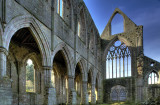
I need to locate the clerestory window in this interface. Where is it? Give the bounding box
[57,0,63,17]
[106,40,131,79]
[77,22,80,37]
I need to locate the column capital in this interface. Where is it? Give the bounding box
[42,66,52,70]
[0,46,8,55]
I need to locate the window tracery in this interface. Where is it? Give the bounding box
[110,85,127,101]
[106,40,131,79]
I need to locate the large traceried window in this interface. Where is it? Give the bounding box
[57,0,63,17]
[26,59,35,92]
[148,72,158,84]
[106,40,131,79]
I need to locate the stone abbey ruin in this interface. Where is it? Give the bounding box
[0,0,160,105]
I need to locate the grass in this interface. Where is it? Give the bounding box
[99,101,136,105]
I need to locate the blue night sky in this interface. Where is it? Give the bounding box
[83,0,160,62]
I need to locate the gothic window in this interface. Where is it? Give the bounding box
[111,13,124,35]
[110,85,127,101]
[78,9,86,44]
[106,40,131,79]
[148,72,158,84]
[26,59,35,92]
[77,22,80,37]
[57,0,63,17]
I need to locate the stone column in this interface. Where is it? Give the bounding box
[0,47,8,79]
[81,81,88,105]
[0,47,12,105]
[97,88,102,104]
[67,75,77,105]
[43,66,56,105]
[91,83,96,104]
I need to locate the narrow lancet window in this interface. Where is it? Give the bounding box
[106,40,131,79]
[26,59,35,92]
[57,0,63,17]
[78,22,80,37]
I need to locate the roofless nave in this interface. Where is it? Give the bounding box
[0,0,160,105]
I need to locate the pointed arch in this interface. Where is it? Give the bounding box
[52,42,73,76]
[145,70,159,80]
[111,13,124,35]
[3,15,51,67]
[101,8,137,38]
[76,57,87,81]
[78,6,87,44]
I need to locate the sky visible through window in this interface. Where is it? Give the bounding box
[83,0,160,62]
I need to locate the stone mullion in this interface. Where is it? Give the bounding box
[115,55,117,78]
[108,58,110,78]
[119,56,121,77]
[112,57,113,78]
[123,55,125,77]
[127,55,128,77]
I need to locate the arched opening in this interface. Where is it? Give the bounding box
[78,9,86,44]
[7,28,42,104]
[53,50,68,104]
[148,71,159,85]
[74,63,83,104]
[88,70,92,103]
[111,13,124,35]
[106,40,131,79]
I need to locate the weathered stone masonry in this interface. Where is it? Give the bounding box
[0,0,160,105]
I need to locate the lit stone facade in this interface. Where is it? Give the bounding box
[0,0,159,105]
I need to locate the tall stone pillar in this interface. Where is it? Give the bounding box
[0,47,7,79]
[67,75,77,105]
[0,47,12,105]
[97,88,102,104]
[81,81,89,105]
[91,84,96,104]
[136,54,144,103]
[43,66,56,105]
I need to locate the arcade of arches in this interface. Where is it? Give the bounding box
[0,0,160,105]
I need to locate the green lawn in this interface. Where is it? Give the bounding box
[99,102,136,105]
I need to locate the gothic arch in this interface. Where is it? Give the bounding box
[101,8,137,38]
[3,15,51,67]
[78,6,87,44]
[52,42,73,76]
[76,57,87,81]
[22,52,41,70]
[145,70,159,81]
